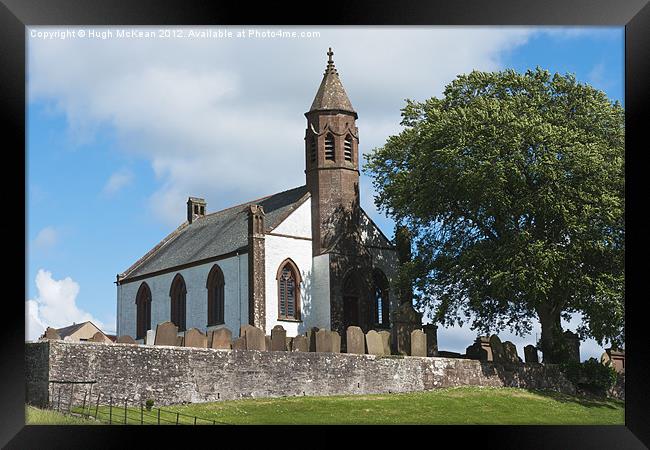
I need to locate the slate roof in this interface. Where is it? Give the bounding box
[309,48,356,117]
[55,322,87,338]
[120,185,310,281]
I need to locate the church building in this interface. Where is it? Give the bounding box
[116,49,399,343]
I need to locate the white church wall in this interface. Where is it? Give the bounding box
[310,253,331,330]
[264,198,326,336]
[117,253,248,339]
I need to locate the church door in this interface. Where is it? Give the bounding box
[342,273,360,330]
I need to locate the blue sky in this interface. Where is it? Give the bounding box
[26,26,623,360]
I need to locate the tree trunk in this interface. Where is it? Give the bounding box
[536,304,567,364]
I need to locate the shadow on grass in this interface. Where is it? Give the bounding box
[525,389,624,409]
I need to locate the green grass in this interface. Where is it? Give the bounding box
[26,405,99,425]
[26,387,624,425]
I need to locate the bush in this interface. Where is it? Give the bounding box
[145,399,155,411]
[560,358,617,396]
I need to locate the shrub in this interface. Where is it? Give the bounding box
[145,399,155,411]
[560,358,617,396]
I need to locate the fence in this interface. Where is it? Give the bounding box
[47,380,227,425]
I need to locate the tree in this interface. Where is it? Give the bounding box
[364,68,624,363]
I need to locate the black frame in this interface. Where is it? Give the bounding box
[4,0,648,447]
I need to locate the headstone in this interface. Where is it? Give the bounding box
[184,328,208,348]
[271,325,287,351]
[265,335,271,351]
[232,337,246,350]
[524,345,539,363]
[502,341,522,363]
[331,331,341,353]
[390,302,423,355]
[145,329,156,346]
[210,328,232,350]
[116,335,137,345]
[563,330,581,363]
[89,331,109,343]
[346,326,365,354]
[379,330,391,356]
[244,326,266,351]
[606,348,625,373]
[43,327,61,340]
[466,336,492,361]
[489,334,505,362]
[306,327,319,352]
[286,336,293,351]
[366,330,384,356]
[291,335,309,352]
[315,329,332,352]
[154,322,179,346]
[176,336,184,347]
[423,324,439,356]
[240,324,256,338]
[410,329,426,357]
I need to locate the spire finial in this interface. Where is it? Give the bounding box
[324,47,337,75]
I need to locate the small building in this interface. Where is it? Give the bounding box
[44,321,112,343]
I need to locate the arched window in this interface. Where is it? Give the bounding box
[135,282,151,340]
[277,259,301,320]
[309,135,317,163]
[372,269,390,327]
[169,274,187,331]
[206,264,225,326]
[324,133,335,161]
[344,134,353,162]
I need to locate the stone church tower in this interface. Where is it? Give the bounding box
[305,49,373,337]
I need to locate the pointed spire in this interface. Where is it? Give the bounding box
[308,47,356,117]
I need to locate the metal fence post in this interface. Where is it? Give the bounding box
[57,386,62,412]
[140,401,143,425]
[82,391,87,418]
[157,408,160,425]
[124,398,128,424]
[95,393,100,419]
[109,395,112,424]
[194,416,197,425]
[176,412,179,425]
[68,384,74,413]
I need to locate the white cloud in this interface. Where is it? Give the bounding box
[102,169,134,196]
[32,226,59,251]
[25,269,111,341]
[28,26,536,226]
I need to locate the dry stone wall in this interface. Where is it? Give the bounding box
[26,340,576,408]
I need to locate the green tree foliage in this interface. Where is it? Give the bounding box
[364,68,624,363]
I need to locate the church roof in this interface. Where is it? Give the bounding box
[119,185,310,282]
[308,48,356,117]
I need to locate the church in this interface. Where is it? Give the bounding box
[115,49,400,343]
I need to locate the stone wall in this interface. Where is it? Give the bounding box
[26,340,576,408]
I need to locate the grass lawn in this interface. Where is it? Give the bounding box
[26,387,624,425]
[26,405,100,425]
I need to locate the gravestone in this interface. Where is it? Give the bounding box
[232,337,246,350]
[502,341,522,363]
[89,331,109,343]
[271,325,287,351]
[379,330,391,356]
[391,302,423,355]
[307,327,319,352]
[489,334,505,362]
[265,335,271,351]
[286,336,293,351]
[524,345,539,363]
[245,326,266,351]
[410,329,427,357]
[331,331,341,353]
[466,336,492,361]
[116,335,137,345]
[365,330,384,356]
[184,328,208,348]
[564,330,581,363]
[176,336,184,347]
[315,330,332,352]
[291,335,309,352]
[210,328,232,350]
[43,327,61,340]
[154,322,178,346]
[240,324,256,338]
[145,329,156,346]
[423,324,439,356]
[346,326,365,354]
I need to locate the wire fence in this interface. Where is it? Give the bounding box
[47,380,228,425]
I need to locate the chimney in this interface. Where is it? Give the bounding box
[187,197,207,224]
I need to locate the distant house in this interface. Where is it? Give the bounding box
[42,321,112,343]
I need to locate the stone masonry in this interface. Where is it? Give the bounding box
[26,340,576,408]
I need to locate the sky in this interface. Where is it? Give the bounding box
[26,26,624,361]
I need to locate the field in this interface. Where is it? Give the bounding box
[26,387,624,425]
